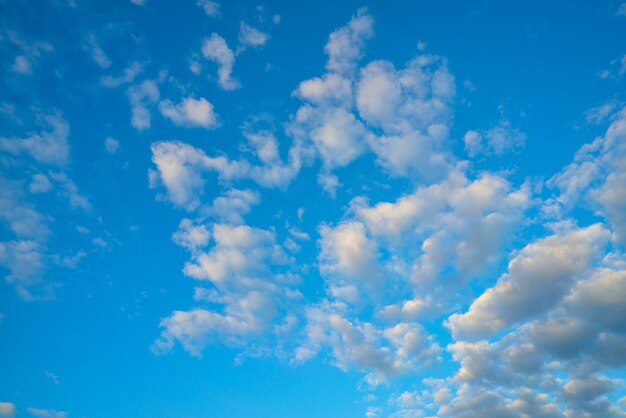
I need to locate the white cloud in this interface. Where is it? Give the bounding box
[159,97,219,129]
[201,33,239,90]
[5,31,53,76]
[197,0,220,17]
[547,107,626,245]
[127,79,160,130]
[26,408,67,418]
[150,139,302,208]
[617,2,626,16]
[238,22,270,49]
[0,402,15,418]
[293,73,352,104]
[13,55,32,74]
[84,34,111,68]
[324,8,373,74]
[204,188,260,224]
[447,224,610,340]
[29,174,53,194]
[101,61,143,88]
[0,176,49,239]
[356,57,454,135]
[104,137,120,154]
[172,219,211,253]
[48,171,92,212]
[464,118,526,157]
[585,100,619,125]
[298,303,441,384]
[154,223,300,356]
[0,114,70,166]
[319,221,381,300]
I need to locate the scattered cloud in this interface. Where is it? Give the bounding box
[201,33,239,90]
[0,402,15,418]
[159,97,219,129]
[197,0,220,17]
[104,137,120,154]
[238,22,270,50]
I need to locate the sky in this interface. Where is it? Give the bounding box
[1,0,626,417]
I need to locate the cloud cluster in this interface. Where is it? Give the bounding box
[0,112,94,300]
[146,8,626,417]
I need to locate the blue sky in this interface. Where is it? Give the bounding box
[1,0,626,417]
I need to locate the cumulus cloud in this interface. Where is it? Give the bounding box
[4,30,53,76]
[104,137,120,154]
[324,8,373,74]
[0,114,70,166]
[0,402,15,418]
[297,303,441,384]
[159,97,219,129]
[464,118,526,157]
[447,224,610,340]
[202,33,239,90]
[548,107,626,244]
[145,9,626,418]
[149,139,301,210]
[203,188,260,224]
[127,79,160,130]
[319,221,382,300]
[197,0,220,17]
[238,22,270,49]
[154,223,300,356]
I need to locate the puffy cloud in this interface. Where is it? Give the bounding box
[150,139,301,209]
[464,118,526,157]
[565,268,626,333]
[197,0,220,17]
[171,219,211,253]
[293,74,352,104]
[290,8,457,190]
[159,97,219,129]
[0,114,70,166]
[324,8,373,74]
[203,188,260,224]
[29,174,53,193]
[127,79,160,130]
[0,176,49,239]
[319,221,381,300]
[104,137,120,154]
[154,223,300,355]
[439,386,563,418]
[149,142,211,211]
[0,402,15,418]
[356,56,454,135]
[447,224,610,340]
[548,107,626,245]
[201,33,239,90]
[238,22,269,49]
[307,107,368,169]
[287,9,374,192]
[4,30,53,76]
[298,303,440,384]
